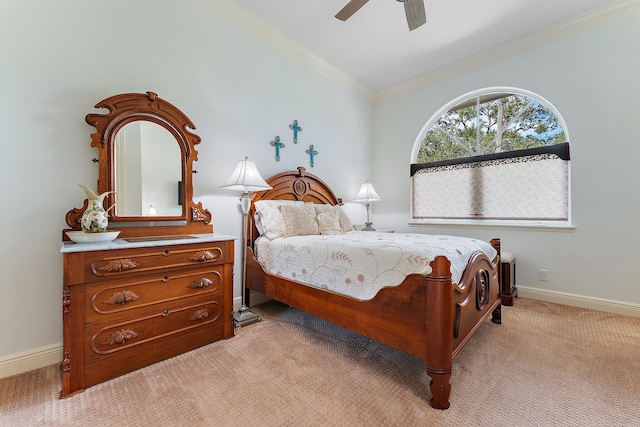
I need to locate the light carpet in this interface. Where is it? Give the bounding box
[1,298,639,426]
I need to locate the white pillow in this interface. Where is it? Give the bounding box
[335,205,353,233]
[278,203,320,237]
[254,212,265,236]
[316,208,342,235]
[314,204,352,233]
[254,200,302,240]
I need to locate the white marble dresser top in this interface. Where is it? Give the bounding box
[60,233,237,253]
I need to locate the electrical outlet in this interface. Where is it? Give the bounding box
[539,269,549,281]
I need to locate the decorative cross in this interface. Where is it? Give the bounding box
[306,145,318,167]
[271,136,285,162]
[289,120,302,144]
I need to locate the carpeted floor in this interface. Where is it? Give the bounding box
[1,297,639,426]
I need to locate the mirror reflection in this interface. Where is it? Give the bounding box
[114,121,182,217]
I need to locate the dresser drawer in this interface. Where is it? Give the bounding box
[85,265,225,323]
[81,241,229,283]
[84,295,226,387]
[61,236,235,398]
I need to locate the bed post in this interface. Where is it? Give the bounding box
[425,255,453,410]
[490,238,502,324]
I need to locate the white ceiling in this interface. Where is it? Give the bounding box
[223,0,626,93]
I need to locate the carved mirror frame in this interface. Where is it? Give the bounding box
[65,91,213,238]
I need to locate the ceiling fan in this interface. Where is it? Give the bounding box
[335,0,427,31]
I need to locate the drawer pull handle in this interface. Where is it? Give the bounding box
[188,278,213,289]
[102,329,139,346]
[164,250,170,256]
[102,290,141,305]
[162,309,170,317]
[98,258,138,272]
[189,250,219,262]
[162,276,170,283]
[189,308,210,321]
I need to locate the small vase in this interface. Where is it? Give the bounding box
[79,184,117,233]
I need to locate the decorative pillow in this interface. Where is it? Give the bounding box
[335,205,353,233]
[316,208,342,235]
[254,200,302,240]
[278,203,320,237]
[254,212,265,236]
[314,204,352,233]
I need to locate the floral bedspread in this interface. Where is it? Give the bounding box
[254,232,497,301]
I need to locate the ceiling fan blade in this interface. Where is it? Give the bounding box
[335,0,370,21]
[404,0,426,31]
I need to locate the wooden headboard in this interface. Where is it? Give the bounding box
[247,166,343,247]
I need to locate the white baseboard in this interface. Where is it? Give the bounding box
[3,289,636,380]
[240,288,640,319]
[1,296,266,380]
[241,286,640,317]
[0,343,62,380]
[233,292,272,312]
[247,291,273,307]
[517,286,640,318]
[0,297,270,380]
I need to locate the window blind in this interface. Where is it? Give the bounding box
[411,143,570,221]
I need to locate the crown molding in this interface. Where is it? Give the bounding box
[374,0,640,101]
[199,0,375,100]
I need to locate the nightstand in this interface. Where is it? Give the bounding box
[501,251,517,306]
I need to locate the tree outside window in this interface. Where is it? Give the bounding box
[417,93,567,163]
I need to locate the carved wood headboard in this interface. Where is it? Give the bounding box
[246,166,343,247]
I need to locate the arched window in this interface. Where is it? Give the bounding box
[411,87,571,225]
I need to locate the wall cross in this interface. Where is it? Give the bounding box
[271,136,285,162]
[289,120,302,144]
[306,145,318,167]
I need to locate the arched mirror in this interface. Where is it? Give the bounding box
[113,120,182,217]
[65,91,213,238]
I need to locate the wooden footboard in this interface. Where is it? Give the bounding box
[246,238,501,409]
[424,238,501,409]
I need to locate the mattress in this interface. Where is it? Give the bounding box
[254,231,497,300]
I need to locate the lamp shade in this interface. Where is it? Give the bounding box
[353,181,381,202]
[220,157,272,192]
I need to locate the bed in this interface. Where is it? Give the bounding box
[244,167,502,409]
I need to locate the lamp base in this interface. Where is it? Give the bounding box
[362,222,376,231]
[233,305,262,329]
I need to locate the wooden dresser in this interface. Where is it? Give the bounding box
[60,234,235,398]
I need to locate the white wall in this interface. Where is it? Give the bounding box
[372,11,640,306]
[3,0,638,376]
[0,0,372,368]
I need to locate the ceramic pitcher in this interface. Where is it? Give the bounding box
[79,184,117,233]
